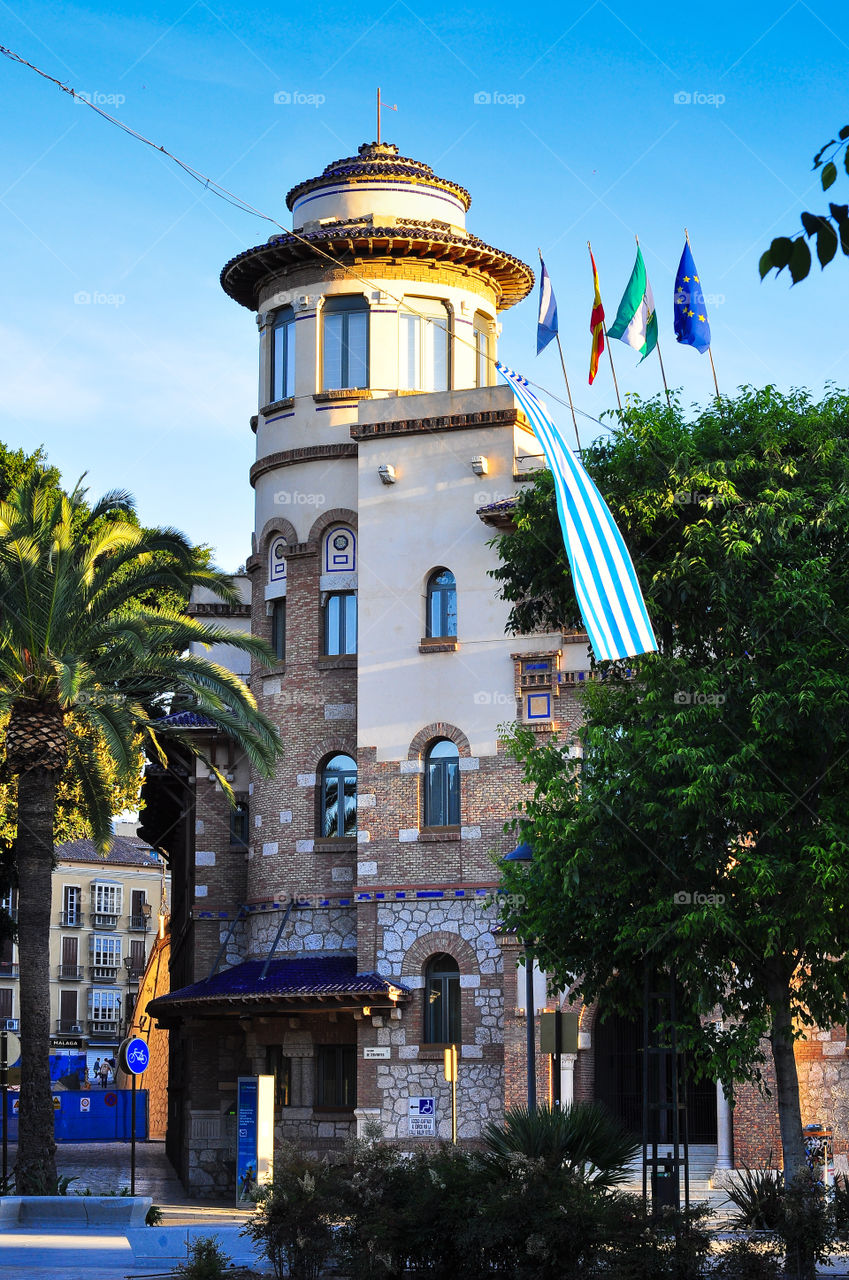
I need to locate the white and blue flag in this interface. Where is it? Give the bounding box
[537,252,558,354]
[497,363,657,663]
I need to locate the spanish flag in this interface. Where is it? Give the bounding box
[589,249,604,384]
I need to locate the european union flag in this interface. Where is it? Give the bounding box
[674,241,711,354]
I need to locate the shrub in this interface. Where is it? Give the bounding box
[712,1236,782,1280]
[243,1143,340,1280]
[176,1235,231,1280]
[482,1103,640,1188]
[724,1161,784,1231]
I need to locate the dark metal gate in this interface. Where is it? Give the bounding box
[595,1007,718,1144]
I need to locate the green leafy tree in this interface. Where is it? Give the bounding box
[0,473,281,1193]
[760,125,849,282]
[494,387,849,1200]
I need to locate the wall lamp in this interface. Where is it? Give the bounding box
[378,464,396,485]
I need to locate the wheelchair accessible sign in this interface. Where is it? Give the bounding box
[408,1097,435,1136]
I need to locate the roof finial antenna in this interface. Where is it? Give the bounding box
[376,87,397,145]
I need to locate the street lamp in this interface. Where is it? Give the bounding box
[503,842,536,1110]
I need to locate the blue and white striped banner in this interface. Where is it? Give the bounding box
[497,363,657,663]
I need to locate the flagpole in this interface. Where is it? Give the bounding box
[636,234,671,408]
[538,247,580,451]
[554,334,581,452]
[587,240,623,416]
[685,227,721,401]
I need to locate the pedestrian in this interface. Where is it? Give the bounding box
[93,1057,100,1079]
[99,1059,109,1088]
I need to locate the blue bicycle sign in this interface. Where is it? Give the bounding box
[120,1037,150,1075]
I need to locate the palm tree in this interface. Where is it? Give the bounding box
[483,1104,640,1188]
[0,474,281,1192]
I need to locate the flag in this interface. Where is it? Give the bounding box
[536,252,558,354]
[497,362,658,663]
[589,250,604,384]
[607,246,657,362]
[674,240,711,354]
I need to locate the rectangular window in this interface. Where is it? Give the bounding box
[60,936,79,977]
[59,989,78,1028]
[89,988,121,1019]
[399,300,449,392]
[230,800,249,847]
[63,885,82,925]
[324,592,357,656]
[265,1045,292,1107]
[91,935,122,967]
[322,301,369,390]
[474,323,492,387]
[271,312,296,401]
[129,940,146,976]
[271,598,286,661]
[0,989,11,1020]
[92,882,122,921]
[315,1044,356,1108]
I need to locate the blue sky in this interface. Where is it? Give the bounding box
[1,0,846,569]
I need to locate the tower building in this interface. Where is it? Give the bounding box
[149,142,592,1197]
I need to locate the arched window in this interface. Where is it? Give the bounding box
[268,537,287,585]
[424,739,460,827]
[271,308,296,401]
[320,753,357,837]
[271,598,286,661]
[473,312,493,387]
[322,296,369,390]
[426,569,457,639]
[424,953,461,1044]
[399,298,449,392]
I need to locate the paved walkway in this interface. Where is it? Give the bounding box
[0,1141,267,1277]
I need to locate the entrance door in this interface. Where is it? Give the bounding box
[594,1007,718,1143]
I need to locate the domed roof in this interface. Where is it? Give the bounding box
[285,141,471,213]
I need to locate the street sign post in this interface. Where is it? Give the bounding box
[118,1037,150,1194]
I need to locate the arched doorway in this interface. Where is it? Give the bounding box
[594,1007,718,1144]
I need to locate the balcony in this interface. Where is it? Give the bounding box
[128,914,150,932]
[91,913,119,930]
[90,965,120,983]
[60,911,84,927]
[58,965,83,980]
[88,1018,119,1036]
[55,1020,83,1034]
[0,963,19,978]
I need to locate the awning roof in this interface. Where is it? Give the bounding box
[148,955,409,1020]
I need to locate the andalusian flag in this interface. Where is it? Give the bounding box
[607,246,658,362]
[589,249,604,384]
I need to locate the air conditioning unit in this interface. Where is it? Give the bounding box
[0,1018,19,1032]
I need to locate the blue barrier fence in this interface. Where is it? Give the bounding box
[0,1088,147,1141]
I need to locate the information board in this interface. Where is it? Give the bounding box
[237,1075,275,1204]
[408,1097,436,1136]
